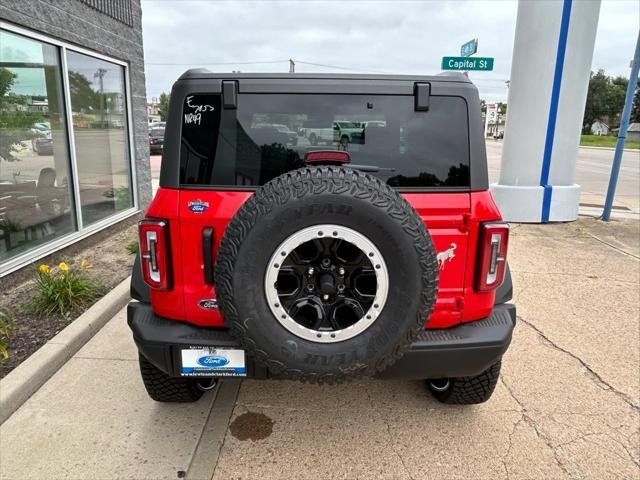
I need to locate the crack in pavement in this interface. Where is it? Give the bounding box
[500,377,572,478]
[517,315,640,413]
[586,232,640,260]
[363,383,415,480]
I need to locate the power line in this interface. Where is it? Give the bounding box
[145,59,288,66]
[295,60,390,74]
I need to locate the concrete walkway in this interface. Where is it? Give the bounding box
[1,218,638,479]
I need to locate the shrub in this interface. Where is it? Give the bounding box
[126,240,139,254]
[28,260,104,317]
[0,309,15,362]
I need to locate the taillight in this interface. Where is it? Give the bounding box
[139,219,172,290]
[475,223,509,292]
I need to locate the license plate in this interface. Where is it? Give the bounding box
[180,347,246,377]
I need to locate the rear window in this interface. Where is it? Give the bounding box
[180,93,469,188]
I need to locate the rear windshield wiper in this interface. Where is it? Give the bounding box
[347,164,396,173]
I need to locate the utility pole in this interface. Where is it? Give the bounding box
[289,58,295,73]
[602,30,640,221]
[94,67,107,123]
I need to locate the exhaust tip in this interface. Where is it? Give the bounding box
[428,378,450,392]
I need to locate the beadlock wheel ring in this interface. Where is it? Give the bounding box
[264,224,389,343]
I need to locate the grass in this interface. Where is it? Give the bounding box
[580,134,640,149]
[28,260,104,318]
[0,309,15,362]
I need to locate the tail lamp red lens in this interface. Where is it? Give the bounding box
[475,223,509,292]
[139,219,172,290]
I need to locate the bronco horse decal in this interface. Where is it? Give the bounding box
[437,243,457,270]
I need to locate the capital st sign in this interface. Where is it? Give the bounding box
[441,56,494,71]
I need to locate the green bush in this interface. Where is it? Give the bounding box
[28,260,104,318]
[0,309,15,362]
[126,240,139,255]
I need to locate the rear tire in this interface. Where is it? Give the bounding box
[138,354,212,402]
[428,360,502,404]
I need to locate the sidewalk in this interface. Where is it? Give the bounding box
[1,218,638,480]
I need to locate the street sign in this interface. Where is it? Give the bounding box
[442,56,494,71]
[461,39,478,57]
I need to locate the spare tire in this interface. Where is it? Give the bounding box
[216,167,438,384]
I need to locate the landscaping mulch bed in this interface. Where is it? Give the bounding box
[0,221,138,379]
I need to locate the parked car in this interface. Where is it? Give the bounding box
[333,120,364,145]
[128,72,514,406]
[305,126,333,145]
[30,124,53,156]
[148,127,165,154]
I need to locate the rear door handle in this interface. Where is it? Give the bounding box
[202,227,215,285]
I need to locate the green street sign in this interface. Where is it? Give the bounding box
[442,56,494,71]
[461,39,478,57]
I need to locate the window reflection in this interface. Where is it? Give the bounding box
[180,94,470,188]
[66,51,132,226]
[0,30,75,262]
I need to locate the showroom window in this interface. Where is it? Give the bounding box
[66,51,133,225]
[0,26,136,273]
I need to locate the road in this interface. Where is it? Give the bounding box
[486,141,640,216]
[1,218,638,479]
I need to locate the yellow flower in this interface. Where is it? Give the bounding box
[58,262,69,271]
[38,264,50,274]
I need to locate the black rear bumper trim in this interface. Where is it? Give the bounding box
[127,302,515,380]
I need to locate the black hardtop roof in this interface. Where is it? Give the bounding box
[178,68,471,84]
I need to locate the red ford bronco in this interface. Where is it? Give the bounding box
[128,71,515,404]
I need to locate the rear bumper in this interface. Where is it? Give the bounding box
[127,302,515,380]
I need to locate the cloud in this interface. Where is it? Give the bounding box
[141,0,638,102]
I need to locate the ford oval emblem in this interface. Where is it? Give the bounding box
[197,355,229,367]
[188,199,209,213]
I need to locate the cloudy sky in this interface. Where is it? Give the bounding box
[140,0,639,102]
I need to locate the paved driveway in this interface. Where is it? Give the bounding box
[1,218,638,480]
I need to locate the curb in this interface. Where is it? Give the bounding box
[0,276,131,425]
[579,145,638,152]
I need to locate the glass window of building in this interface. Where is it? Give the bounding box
[66,50,133,226]
[0,30,76,263]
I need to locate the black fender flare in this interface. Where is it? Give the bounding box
[130,253,151,304]
[494,263,513,305]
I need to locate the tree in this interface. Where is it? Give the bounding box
[480,99,486,114]
[158,92,170,121]
[67,71,99,112]
[0,67,38,162]
[630,80,640,124]
[582,70,630,133]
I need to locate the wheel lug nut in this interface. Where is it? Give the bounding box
[307,267,315,276]
[338,267,345,276]
[307,284,315,292]
[322,294,329,301]
[337,284,345,292]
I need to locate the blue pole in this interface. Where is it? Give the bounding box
[602,31,640,221]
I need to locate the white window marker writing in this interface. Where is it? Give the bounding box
[184,113,202,125]
[186,95,215,113]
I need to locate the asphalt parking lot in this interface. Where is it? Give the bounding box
[1,217,638,480]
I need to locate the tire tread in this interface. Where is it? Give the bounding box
[138,354,204,402]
